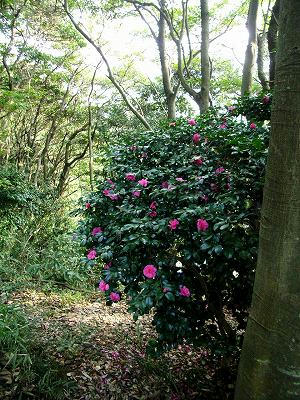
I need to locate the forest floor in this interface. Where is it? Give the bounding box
[0,287,236,400]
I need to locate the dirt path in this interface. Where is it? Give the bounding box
[2,289,234,400]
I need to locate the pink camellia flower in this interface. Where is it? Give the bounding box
[197,218,209,231]
[150,201,157,210]
[180,286,191,297]
[169,219,180,230]
[163,288,169,293]
[108,194,119,201]
[103,261,112,269]
[194,158,203,166]
[169,122,176,127]
[107,179,114,186]
[250,122,257,129]
[130,145,137,151]
[215,167,225,174]
[138,178,148,187]
[125,173,136,181]
[87,249,97,260]
[85,202,91,209]
[110,292,120,302]
[193,133,201,143]
[99,280,109,292]
[228,105,236,112]
[92,227,103,236]
[103,189,110,196]
[161,181,170,189]
[188,118,196,126]
[201,195,209,202]
[143,264,157,279]
[219,123,227,129]
[176,177,185,182]
[132,190,141,197]
[149,211,157,217]
[262,95,270,104]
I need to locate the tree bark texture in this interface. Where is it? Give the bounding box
[267,0,280,89]
[241,0,258,95]
[199,0,210,112]
[157,0,176,119]
[234,1,300,398]
[257,32,269,91]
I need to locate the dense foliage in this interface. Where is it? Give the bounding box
[76,108,269,354]
[232,93,272,122]
[0,165,92,295]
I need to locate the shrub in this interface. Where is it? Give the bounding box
[230,92,272,122]
[76,111,269,354]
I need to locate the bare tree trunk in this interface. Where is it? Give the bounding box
[200,0,210,112]
[241,0,259,95]
[235,1,300,398]
[257,33,269,91]
[267,0,280,89]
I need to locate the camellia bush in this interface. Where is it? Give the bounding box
[76,109,269,354]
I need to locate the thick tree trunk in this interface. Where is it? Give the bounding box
[200,0,210,112]
[267,0,280,89]
[234,1,300,398]
[241,0,259,95]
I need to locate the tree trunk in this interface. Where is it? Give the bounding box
[241,0,259,95]
[267,0,280,89]
[234,1,300,398]
[200,0,210,112]
[257,32,269,91]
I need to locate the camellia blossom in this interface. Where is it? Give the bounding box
[99,280,109,292]
[132,190,141,197]
[215,167,225,174]
[87,249,97,260]
[180,286,191,297]
[201,195,209,202]
[125,173,136,181]
[193,133,201,143]
[176,177,185,182]
[169,219,180,230]
[149,211,157,217]
[194,158,203,166]
[110,292,120,302]
[219,123,227,129]
[103,261,112,269]
[263,95,270,104]
[130,145,137,151]
[188,118,196,126]
[250,122,257,129]
[161,181,170,189]
[85,202,91,209]
[92,227,103,236]
[150,201,157,209]
[197,219,209,231]
[108,194,119,201]
[143,264,157,279]
[138,178,148,187]
[103,189,110,196]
